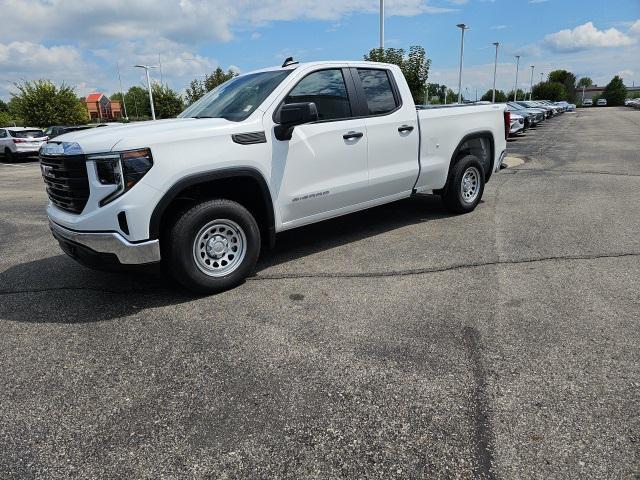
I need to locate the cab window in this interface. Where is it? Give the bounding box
[356,69,398,115]
[284,69,351,121]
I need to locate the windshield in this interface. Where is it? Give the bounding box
[507,102,524,110]
[10,130,45,138]
[179,70,292,122]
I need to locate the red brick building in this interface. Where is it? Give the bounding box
[85,93,122,121]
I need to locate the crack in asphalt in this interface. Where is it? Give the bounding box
[2,251,637,296]
[463,326,498,480]
[250,251,640,281]
[510,168,640,177]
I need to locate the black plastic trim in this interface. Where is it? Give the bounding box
[232,131,267,145]
[148,167,276,245]
[449,131,495,181]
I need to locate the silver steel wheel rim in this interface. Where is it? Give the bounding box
[461,166,481,204]
[192,219,247,277]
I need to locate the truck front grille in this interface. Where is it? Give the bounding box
[39,154,90,214]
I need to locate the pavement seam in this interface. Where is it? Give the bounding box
[510,168,640,178]
[2,251,637,295]
[463,326,498,480]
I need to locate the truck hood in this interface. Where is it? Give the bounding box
[52,117,237,154]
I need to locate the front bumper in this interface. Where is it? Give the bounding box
[49,219,160,265]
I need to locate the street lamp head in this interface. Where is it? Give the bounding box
[515,55,521,60]
[456,23,468,29]
[492,42,499,46]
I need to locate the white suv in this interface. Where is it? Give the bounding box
[0,127,48,161]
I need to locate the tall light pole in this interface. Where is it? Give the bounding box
[540,72,544,83]
[492,42,499,103]
[529,65,535,101]
[379,0,384,49]
[116,63,128,120]
[513,55,521,101]
[134,64,157,120]
[456,24,469,104]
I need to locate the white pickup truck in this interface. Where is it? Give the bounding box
[40,60,508,293]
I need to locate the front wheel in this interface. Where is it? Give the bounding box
[164,199,261,294]
[441,155,485,214]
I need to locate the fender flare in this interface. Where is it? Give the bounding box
[448,130,495,181]
[148,167,276,244]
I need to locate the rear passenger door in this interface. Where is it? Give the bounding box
[352,68,419,200]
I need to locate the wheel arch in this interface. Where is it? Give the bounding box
[149,167,276,247]
[448,131,495,183]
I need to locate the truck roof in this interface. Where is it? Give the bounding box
[248,60,399,75]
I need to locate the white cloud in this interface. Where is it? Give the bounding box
[629,20,640,36]
[544,22,636,52]
[0,0,454,46]
[491,25,507,30]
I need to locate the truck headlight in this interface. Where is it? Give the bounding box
[90,148,153,206]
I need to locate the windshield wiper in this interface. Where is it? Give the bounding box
[192,115,216,119]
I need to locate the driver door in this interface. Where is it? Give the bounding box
[268,68,369,228]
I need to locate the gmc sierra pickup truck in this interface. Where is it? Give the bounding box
[40,60,508,293]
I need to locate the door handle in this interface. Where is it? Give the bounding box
[343,131,364,140]
[398,125,414,133]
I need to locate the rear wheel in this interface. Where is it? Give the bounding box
[441,155,485,214]
[164,199,260,294]
[4,148,16,162]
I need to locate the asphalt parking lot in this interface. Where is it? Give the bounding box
[1,107,639,479]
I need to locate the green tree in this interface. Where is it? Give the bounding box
[204,67,237,92]
[532,81,567,102]
[601,75,626,106]
[185,79,206,106]
[122,86,151,119]
[506,89,527,101]
[0,99,8,113]
[548,69,577,102]
[577,77,593,88]
[10,80,88,126]
[151,82,184,118]
[427,83,450,104]
[185,67,238,106]
[364,46,431,104]
[481,89,507,102]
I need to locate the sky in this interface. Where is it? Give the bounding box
[0,0,639,102]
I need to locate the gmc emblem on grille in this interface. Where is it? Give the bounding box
[41,164,54,177]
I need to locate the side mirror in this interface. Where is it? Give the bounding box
[274,102,318,141]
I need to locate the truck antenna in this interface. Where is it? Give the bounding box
[282,57,299,68]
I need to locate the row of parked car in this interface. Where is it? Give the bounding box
[502,100,573,136]
[0,124,114,161]
[625,98,640,109]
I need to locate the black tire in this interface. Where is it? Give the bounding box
[164,199,260,294]
[441,155,485,214]
[4,148,16,162]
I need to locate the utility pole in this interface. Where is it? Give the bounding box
[540,72,544,83]
[456,24,469,104]
[529,65,535,101]
[379,0,384,49]
[513,55,520,101]
[158,53,164,86]
[133,64,157,120]
[116,63,128,120]
[492,42,499,103]
[582,85,586,104]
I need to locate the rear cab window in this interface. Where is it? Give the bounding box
[356,69,399,115]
